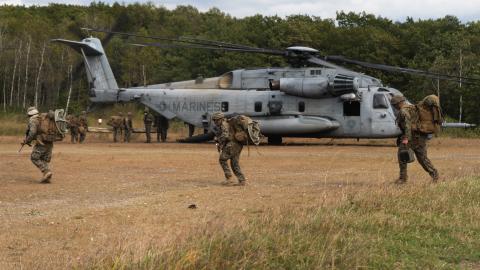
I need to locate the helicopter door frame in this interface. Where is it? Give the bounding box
[342,99,362,136]
[370,92,397,137]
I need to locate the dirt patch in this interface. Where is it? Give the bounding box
[0,136,479,268]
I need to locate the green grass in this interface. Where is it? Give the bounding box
[91,176,480,269]
[0,113,28,136]
[440,127,480,138]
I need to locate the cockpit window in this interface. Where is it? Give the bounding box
[373,93,389,109]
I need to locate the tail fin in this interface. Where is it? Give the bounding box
[52,38,118,103]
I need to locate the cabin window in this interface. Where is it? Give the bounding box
[298,101,305,112]
[373,93,389,109]
[343,101,360,116]
[254,102,262,112]
[268,101,283,115]
[310,70,321,76]
[221,102,229,112]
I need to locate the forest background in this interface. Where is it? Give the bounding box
[0,2,479,124]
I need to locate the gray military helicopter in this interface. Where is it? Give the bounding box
[53,29,477,144]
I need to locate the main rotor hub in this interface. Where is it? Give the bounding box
[286,46,319,54]
[285,46,319,67]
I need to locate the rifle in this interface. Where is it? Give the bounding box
[19,125,31,153]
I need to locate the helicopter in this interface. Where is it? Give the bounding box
[52,29,477,144]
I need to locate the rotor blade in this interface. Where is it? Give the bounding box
[326,55,480,84]
[307,55,348,70]
[82,28,283,53]
[180,36,263,50]
[132,42,285,55]
[81,27,182,43]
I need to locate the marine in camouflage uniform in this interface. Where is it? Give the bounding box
[107,114,123,143]
[143,108,154,143]
[212,112,246,186]
[123,112,133,143]
[66,114,79,143]
[23,107,53,183]
[154,114,169,142]
[78,111,88,143]
[391,95,439,184]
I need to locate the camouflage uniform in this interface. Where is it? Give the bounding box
[107,115,123,143]
[213,112,246,185]
[78,111,88,143]
[395,100,439,183]
[143,109,154,143]
[123,112,133,143]
[155,114,169,142]
[24,107,53,183]
[66,114,79,143]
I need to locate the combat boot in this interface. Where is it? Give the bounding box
[221,176,234,186]
[233,181,246,186]
[394,177,407,185]
[233,177,247,186]
[40,171,53,184]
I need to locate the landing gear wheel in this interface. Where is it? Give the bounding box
[267,136,282,145]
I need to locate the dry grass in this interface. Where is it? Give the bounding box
[0,137,479,269]
[90,176,480,269]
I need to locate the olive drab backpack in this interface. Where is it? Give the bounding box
[412,95,443,135]
[227,115,261,146]
[38,109,67,142]
[107,116,123,128]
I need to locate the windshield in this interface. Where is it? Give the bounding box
[373,93,389,109]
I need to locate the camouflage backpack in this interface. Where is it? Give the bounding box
[107,116,123,128]
[409,95,443,135]
[227,115,261,145]
[38,109,67,142]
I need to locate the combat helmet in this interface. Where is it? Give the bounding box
[390,95,406,105]
[212,112,224,121]
[27,106,39,116]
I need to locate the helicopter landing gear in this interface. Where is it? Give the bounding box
[267,136,283,145]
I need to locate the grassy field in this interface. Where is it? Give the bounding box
[1,122,479,269]
[92,176,480,269]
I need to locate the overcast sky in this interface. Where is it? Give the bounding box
[1,0,479,22]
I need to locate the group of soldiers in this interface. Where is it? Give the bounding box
[23,95,439,186]
[143,108,169,143]
[107,108,169,143]
[107,112,134,143]
[66,111,88,143]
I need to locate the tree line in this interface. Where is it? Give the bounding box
[0,3,479,123]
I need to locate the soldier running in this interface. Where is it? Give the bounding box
[212,112,246,186]
[391,95,439,184]
[22,107,54,183]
